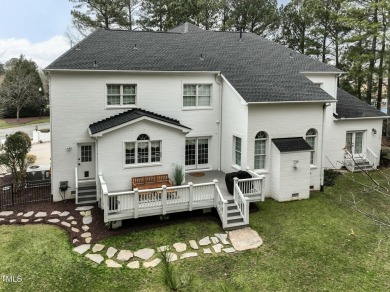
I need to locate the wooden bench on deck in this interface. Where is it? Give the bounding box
[132,174,176,202]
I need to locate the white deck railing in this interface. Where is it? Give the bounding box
[233,180,249,224]
[366,147,378,169]
[75,167,79,204]
[215,181,228,229]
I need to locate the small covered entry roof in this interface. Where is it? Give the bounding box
[272,137,312,152]
[89,108,191,137]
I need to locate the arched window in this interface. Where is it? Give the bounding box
[125,134,161,165]
[306,129,317,165]
[254,131,268,169]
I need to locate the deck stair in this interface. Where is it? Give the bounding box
[77,179,97,204]
[348,158,374,172]
[224,199,249,231]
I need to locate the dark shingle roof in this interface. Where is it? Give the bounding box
[46,23,341,103]
[89,108,190,135]
[272,137,312,153]
[335,88,387,119]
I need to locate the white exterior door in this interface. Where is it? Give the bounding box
[185,137,210,170]
[346,131,364,157]
[77,143,95,179]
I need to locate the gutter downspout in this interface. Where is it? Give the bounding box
[216,72,223,171]
[320,102,331,191]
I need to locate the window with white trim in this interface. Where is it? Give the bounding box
[305,128,317,165]
[107,84,136,106]
[183,84,211,107]
[234,136,241,166]
[254,131,267,169]
[125,134,161,165]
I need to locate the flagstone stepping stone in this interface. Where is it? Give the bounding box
[21,219,29,223]
[73,244,91,254]
[117,250,133,261]
[83,216,92,225]
[166,252,178,262]
[157,245,169,252]
[223,247,236,253]
[0,218,5,222]
[203,248,212,254]
[92,244,105,253]
[10,219,16,223]
[73,239,79,244]
[0,211,13,216]
[85,237,92,244]
[127,261,140,269]
[134,248,155,260]
[59,211,70,217]
[173,242,186,253]
[67,216,75,220]
[23,211,34,217]
[83,211,91,217]
[212,244,223,253]
[61,221,71,227]
[75,206,94,211]
[71,221,77,225]
[35,212,47,218]
[215,233,230,245]
[189,240,199,250]
[81,232,91,238]
[51,211,61,215]
[48,219,60,223]
[180,252,198,259]
[199,236,211,246]
[82,225,90,231]
[106,260,122,268]
[17,212,23,216]
[228,227,263,251]
[85,253,104,264]
[143,258,161,268]
[106,247,118,258]
[34,219,43,222]
[211,237,219,244]
[72,227,79,233]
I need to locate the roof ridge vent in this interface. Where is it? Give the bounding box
[200,53,204,61]
[133,43,138,50]
[93,60,98,68]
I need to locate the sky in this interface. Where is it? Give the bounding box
[0,0,289,69]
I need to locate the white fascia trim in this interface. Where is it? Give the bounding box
[334,116,390,121]
[248,100,337,104]
[44,69,221,74]
[220,74,248,105]
[90,116,191,137]
[300,71,346,75]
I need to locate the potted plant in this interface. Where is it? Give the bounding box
[173,164,184,186]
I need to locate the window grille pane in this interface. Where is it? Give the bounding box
[198,85,210,96]
[183,96,196,107]
[107,85,120,94]
[306,137,315,149]
[310,151,314,165]
[255,155,265,169]
[198,95,210,106]
[123,85,135,94]
[81,145,92,162]
[197,139,209,164]
[235,137,241,152]
[138,142,149,163]
[184,85,196,96]
[255,140,266,155]
[185,139,196,166]
[125,142,135,164]
[107,95,120,105]
[235,152,241,166]
[151,141,161,162]
[123,95,135,105]
[355,132,363,154]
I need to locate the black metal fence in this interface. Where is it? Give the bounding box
[0,181,51,209]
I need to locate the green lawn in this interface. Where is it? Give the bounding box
[0,118,50,129]
[1,170,390,291]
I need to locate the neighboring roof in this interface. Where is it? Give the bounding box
[335,88,388,119]
[272,137,312,153]
[89,108,191,135]
[46,23,341,103]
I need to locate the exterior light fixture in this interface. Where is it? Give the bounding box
[293,160,299,169]
[372,128,377,134]
[66,146,72,151]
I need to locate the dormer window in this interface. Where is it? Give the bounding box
[183,84,211,107]
[107,84,136,107]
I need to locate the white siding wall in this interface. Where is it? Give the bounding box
[247,103,325,196]
[220,78,248,173]
[303,73,338,99]
[323,119,383,169]
[50,71,220,201]
[97,120,185,192]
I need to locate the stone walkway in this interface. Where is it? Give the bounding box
[0,206,263,270]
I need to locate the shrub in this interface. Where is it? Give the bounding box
[39,128,50,133]
[324,169,342,186]
[26,154,37,165]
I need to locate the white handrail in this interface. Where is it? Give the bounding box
[215,181,228,229]
[366,147,378,169]
[344,149,355,172]
[75,167,78,204]
[233,178,249,224]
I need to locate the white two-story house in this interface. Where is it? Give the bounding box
[45,23,387,230]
